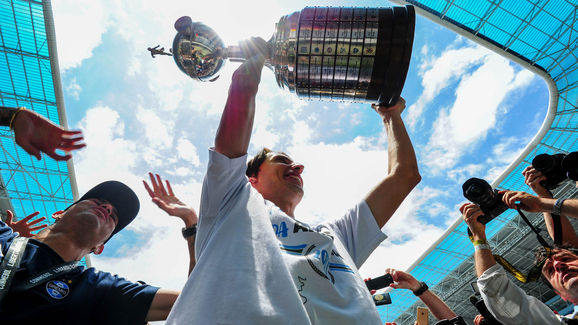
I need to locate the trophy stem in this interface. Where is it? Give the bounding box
[225,45,244,62]
[225,41,275,70]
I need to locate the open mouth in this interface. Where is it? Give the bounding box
[284,173,302,187]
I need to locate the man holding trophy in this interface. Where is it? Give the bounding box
[166,6,419,323]
[166,32,420,323]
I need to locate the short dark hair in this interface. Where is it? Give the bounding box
[246,148,272,178]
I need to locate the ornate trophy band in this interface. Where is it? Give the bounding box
[173,6,415,106]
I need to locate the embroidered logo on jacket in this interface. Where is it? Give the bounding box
[46,280,69,299]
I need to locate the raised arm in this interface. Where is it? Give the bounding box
[365,98,421,228]
[521,166,578,247]
[386,268,457,321]
[0,107,85,161]
[143,173,198,275]
[214,37,268,158]
[461,203,496,277]
[502,191,578,219]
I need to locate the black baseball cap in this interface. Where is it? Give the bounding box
[69,181,140,243]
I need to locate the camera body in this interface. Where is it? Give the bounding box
[462,178,508,224]
[364,274,394,306]
[469,295,502,325]
[532,152,578,189]
[364,273,394,291]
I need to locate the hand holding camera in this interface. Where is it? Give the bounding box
[462,178,507,225]
[521,166,551,198]
[500,190,546,212]
[531,152,578,189]
[385,268,421,292]
[460,203,487,240]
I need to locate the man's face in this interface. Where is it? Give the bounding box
[252,152,305,201]
[59,198,118,246]
[542,249,578,303]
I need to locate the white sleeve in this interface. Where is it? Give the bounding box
[477,264,562,325]
[196,148,248,253]
[325,200,387,268]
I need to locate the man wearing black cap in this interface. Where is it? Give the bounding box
[0,180,180,324]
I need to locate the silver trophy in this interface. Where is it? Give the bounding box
[172,6,415,106]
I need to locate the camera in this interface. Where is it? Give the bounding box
[532,151,578,189]
[364,273,393,291]
[469,295,502,325]
[364,274,394,306]
[462,178,508,224]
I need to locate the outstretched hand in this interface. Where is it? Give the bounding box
[12,109,85,161]
[143,173,198,227]
[385,268,421,292]
[5,210,47,237]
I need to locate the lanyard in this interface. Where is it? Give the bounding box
[0,236,83,304]
[10,260,82,292]
[0,237,29,303]
[516,207,551,249]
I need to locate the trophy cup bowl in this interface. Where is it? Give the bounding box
[172,6,415,106]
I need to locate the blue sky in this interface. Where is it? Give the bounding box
[51,0,548,317]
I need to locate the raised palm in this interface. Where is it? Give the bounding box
[143,173,198,225]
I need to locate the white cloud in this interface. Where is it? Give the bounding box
[136,107,174,149]
[74,106,137,190]
[483,136,530,182]
[360,188,447,278]
[290,136,383,224]
[52,0,110,70]
[176,139,200,167]
[446,163,485,184]
[65,78,82,100]
[407,44,490,128]
[424,54,535,173]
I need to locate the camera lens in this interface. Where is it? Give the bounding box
[463,178,494,208]
[532,153,556,172]
[532,153,568,189]
[462,178,508,224]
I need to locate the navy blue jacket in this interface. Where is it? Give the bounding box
[0,221,159,324]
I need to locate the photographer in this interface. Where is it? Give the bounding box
[385,268,465,324]
[461,203,574,324]
[507,166,578,247]
[501,170,578,230]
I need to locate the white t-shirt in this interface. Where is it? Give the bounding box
[477,264,564,325]
[166,149,386,325]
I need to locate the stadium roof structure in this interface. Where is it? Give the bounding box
[382,0,578,323]
[0,0,82,260]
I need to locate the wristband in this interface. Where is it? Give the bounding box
[9,107,25,130]
[412,282,428,296]
[472,239,487,246]
[475,243,491,251]
[552,198,566,216]
[182,224,197,238]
